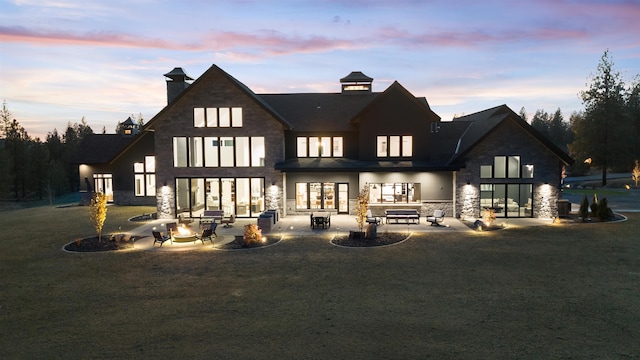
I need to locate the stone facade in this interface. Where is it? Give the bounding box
[454,119,564,219]
[151,67,287,219]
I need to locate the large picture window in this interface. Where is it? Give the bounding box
[176,177,264,218]
[368,183,420,204]
[173,136,265,167]
[480,183,532,218]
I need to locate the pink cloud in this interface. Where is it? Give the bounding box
[0,25,362,58]
[203,30,360,56]
[374,25,591,49]
[0,25,198,50]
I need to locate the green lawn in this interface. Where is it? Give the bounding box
[1,205,639,359]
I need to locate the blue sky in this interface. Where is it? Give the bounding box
[1,0,638,139]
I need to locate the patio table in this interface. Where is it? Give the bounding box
[311,212,331,229]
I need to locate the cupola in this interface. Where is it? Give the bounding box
[340,71,373,94]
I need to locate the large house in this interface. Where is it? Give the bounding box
[76,64,573,221]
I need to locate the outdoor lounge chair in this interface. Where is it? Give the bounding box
[220,214,235,228]
[152,231,171,247]
[178,214,193,225]
[426,209,445,226]
[366,209,382,225]
[196,228,215,244]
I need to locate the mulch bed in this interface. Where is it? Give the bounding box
[461,220,505,231]
[216,235,282,250]
[64,234,141,252]
[331,232,408,247]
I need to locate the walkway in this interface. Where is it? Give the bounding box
[127,215,554,252]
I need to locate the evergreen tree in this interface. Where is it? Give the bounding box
[626,78,640,159]
[570,50,633,185]
[519,107,528,122]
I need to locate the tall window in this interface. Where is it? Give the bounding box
[481,156,530,179]
[377,135,412,157]
[193,107,243,127]
[297,136,343,157]
[134,156,156,197]
[177,177,264,217]
[174,136,264,167]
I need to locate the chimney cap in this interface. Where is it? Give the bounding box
[164,67,193,81]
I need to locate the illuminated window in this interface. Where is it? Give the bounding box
[178,136,264,168]
[368,183,420,203]
[297,138,308,157]
[194,108,205,127]
[193,107,242,127]
[483,156,524,179]
[296,136,343,157]
[377,135,412,157]
[134,156,156,197]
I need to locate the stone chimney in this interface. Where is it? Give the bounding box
[164,67,193,104]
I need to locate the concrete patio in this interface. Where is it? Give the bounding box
[127,214,555,251]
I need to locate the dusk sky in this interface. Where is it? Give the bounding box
[1,0,638,140]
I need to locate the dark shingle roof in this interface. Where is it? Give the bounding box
[75,134,136,164]
[259,93,379,131]
[429,121,473,164]
[340,71,373,83]
[145,64,293,131]
[448,105,574,166]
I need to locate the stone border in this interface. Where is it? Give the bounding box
[329,232,412,249]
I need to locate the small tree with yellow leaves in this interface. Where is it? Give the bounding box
[90,192,108,241]
[632,160,640,188]
[355,185,370,232]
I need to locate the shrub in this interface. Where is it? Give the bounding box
[597,197,612,221]
[578,195,589,221]
[243,224,262,246]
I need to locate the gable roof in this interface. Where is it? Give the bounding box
[144,64,292,131]
[448,105,574,166]
[350,81,441,124]
[75,133,137,164]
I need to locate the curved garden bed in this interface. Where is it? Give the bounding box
[64,234,140,252]
[331,232,408,248]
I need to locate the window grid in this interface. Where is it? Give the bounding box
[134,156,156,197]
[376,135,412,157]
[296,136,343,158]
[193,107,243,128]
[481,156,530,179]
[173,136,265,168]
